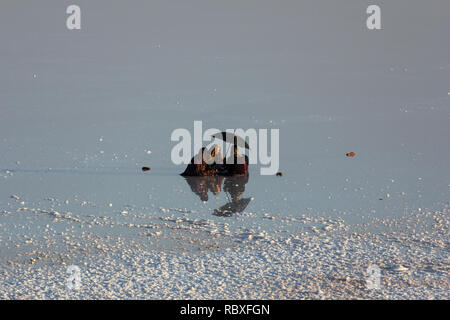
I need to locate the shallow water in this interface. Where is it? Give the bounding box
[0,0,449,298]
[0,153,447,251]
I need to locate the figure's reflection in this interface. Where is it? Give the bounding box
[182,175,251,216]
[214,175,251,217]
[184,175,224,202]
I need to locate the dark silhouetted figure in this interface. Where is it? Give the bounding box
[181,147,217,177]
[223,145,249,176]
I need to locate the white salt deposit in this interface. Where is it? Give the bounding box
[0,198,448,299]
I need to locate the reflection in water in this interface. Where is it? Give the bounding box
[184,175,224,201]
[182,175,251,216]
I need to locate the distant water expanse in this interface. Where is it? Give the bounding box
[0,0,449,299]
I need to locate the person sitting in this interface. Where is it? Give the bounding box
[180,147,209,176]
[180,144,248,177]
[205,144,224,174]
[223,145,249,176]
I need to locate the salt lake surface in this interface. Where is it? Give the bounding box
[0,1,449,299]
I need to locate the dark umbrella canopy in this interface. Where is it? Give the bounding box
[213,197,252,216]
[211,132,250,149]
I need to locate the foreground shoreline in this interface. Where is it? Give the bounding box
[1,208,448,300]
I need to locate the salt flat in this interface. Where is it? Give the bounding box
[0,204,448,299]
[1,0,449,299]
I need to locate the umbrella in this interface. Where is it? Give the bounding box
[211,132,250,149]
[213,197,252,216]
